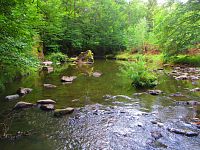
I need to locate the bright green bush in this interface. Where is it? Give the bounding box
[120,57,157,88]
[46,52,68,63]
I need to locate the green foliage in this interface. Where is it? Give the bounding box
[46,52,68,63]
[0,0,40,89]
[172,55,200,66]
[154,0,200,56]
[120,56,157,88]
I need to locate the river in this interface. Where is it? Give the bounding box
[0,60,200,150]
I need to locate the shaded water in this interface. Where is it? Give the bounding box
[0,60,200,150]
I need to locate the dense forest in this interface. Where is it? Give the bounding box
[0,0,200,89]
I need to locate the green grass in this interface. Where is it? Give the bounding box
[116,52,164,69]
[171,55,200,66]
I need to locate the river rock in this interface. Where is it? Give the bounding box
[54,107,74,117]
[148,90,162,95]
[168,128,199,137]
[40,104,55,111]
[170,92,184,97]
[175,75,188,80]
[190,87,200,92]
[151,131,163,140]
[17,87,32,96]
[41,61,53,66]
[43,84,57,88]
[93,72,102,77]
[13,101,34,110]
[189,76,199,80]
[175,101,200,106]
[37,99,56,104]
[5,94,20,100]
[133,93,143,96]
[163,64,170,67]
[61,76,77,82]
[42,66,53,73]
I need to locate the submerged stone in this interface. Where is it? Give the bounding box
[40,104,55,111]
[175,75,188,80]
[93,72,102,77]
[61,76,77,82]
[13,101,34,110]
[170,92,184,97]
[54,107,74,117]
[190,87,200,92]
[43,84,57,88]
[168,128,199,137]
[5,94,20,100]
[151,131,163,140]
[175,101,200,106]
[148,90,162,95]
[37,99,56,104]
[17,87,32,96]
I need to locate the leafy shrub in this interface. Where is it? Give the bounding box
[120,57,157,88]
[46,52,68,63]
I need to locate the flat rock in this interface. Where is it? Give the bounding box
[37,99,56,104]
[168,128,199,137]
[175,75,188,80]
[151,131,163,140]
[5,94,20,100]
[61,76,77,82]
[163,64,170,67]
[175,101,200,106]
[189,76,199,80]
[54,107,74,117]
[43,84,57,88]
[13,101,34,110]
[17,87,32,96]
[148,90,162,95]
[40,104,55,111]
[170,92,184,97]
[41,61,53,66]
[190,87,200,92]
[133,93,143,96]
[93,72,102,77]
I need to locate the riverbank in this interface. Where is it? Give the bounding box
[113,52,200,67]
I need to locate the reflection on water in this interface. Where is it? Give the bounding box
[0,60,199,150]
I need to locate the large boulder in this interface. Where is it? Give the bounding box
[17,88,32,96]
[54,107,74,117]
[13,101,34,110]
[168,128,199,137]
[76,50,94,64]
[5,94,20,100]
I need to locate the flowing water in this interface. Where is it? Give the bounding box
[0,60,200,150]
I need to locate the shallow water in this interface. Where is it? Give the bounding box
[0,60,200,150]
